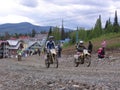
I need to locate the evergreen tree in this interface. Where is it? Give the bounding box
[31,29,36,37]
[48,26,52,36]
[70,31,76,44]
[113,10,119,33]
[86,29,93,40]
[93,15,102,37]
[14,33,19,38]
[104,20,109,30]
[78,27,87,41]
[61,20,65,40]
[4,32,10,40]
[51,26,61,41]
[104,18,113,33]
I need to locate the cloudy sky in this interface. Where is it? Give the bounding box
[0,0,120,29]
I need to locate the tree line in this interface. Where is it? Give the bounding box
[48,10,120,44]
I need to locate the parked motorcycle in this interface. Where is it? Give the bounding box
[74,49,91,67]
[45,49,58,68]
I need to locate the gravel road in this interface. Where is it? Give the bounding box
[0,52,120,90]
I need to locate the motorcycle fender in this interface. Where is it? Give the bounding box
[50,49,56,55]
[74,55,79,59]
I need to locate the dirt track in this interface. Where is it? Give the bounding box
[0,52,120,90]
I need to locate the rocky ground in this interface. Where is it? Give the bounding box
[0,51,120,90]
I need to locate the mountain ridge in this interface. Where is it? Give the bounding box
[0,22,72,34]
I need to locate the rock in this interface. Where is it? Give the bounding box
[72,84,80,88]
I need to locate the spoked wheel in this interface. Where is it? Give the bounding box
[80,56,84,64]
[74,59,79,67]
[53,55,58,68]
[45,58,50,68]
[84,55,91,67]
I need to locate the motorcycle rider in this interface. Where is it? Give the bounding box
[17,48,22,61]
[77,40,86,52]
[46,36,55,50]
[46,36,56,63]
[17,48,22,55]
[76,40,86,63]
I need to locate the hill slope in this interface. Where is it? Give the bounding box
[0,22,72,34]
[0,22,51,34]
[63,32,120,54]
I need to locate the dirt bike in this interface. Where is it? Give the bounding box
[45,49,58,68]
[74,49,91,67]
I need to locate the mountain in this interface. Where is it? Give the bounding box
[0,22,72,34]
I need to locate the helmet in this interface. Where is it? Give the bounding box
[79,40,83,44]
[49,36,54,39]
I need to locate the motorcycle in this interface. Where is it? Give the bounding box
[45,49,58,68]
[74,49,91,67]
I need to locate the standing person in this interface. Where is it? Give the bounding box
[101,40,106,55]
[37,48,41,56]
[88,41,93,53]
[75,42,78,49]
[57,43,62,58]
[43,47,46,54]
[101,40,106,49]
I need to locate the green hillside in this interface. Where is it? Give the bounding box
[63,32,120,54]
[91,32,120,51]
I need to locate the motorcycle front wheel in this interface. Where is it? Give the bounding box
[84,55,91,67]
[53,55,58,68]
[45,58,50,68]
[74,58,79,67]
[18,55,21,61]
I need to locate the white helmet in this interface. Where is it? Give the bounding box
[79,40,83,44]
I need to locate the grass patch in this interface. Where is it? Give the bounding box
[62,42,73,48]
[89,32,120,51]
[108,42,120,49]
[63,32,120,52]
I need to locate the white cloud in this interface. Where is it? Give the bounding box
[0,15,36,24]
[0,0,18,15]
[0,0,120,29]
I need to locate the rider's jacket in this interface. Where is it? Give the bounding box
[17,50,22,55]
[46,40,55,49]
[77,44,86,52]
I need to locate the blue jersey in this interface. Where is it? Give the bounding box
[46,41,55,49]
